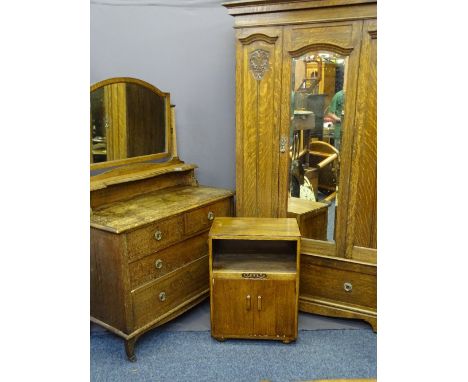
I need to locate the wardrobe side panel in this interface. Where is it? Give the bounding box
[347,19,377,251]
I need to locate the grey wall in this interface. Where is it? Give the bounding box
[91,1,236,190]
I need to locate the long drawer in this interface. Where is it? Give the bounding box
[126,198,231,262]
[300,253,376,309]
[126,215,185,262]
[129,232,209,290]
[132,256,209,329]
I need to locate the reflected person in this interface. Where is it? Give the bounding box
[325,90,345,150]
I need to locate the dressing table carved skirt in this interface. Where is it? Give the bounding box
[90,167,234,361]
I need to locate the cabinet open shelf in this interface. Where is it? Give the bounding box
[212,237,297,276]
[212,252,296,276]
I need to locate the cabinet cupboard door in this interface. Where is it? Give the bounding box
[235,28,283,218]
[211,278,297,338]
[253,279,296,338]
[211,278,253,337]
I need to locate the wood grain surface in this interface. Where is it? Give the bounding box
[129,232,209,290]
[345,19,377,251]
[236,27,283,217]
[91,185,233,233]
[210,217,301,238]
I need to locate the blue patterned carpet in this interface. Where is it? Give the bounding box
[91,328,376,382]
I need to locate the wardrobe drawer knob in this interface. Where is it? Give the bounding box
[155,259,163,269]
[159,292,166,302]
[154,230,163,241]
[207,211,215,221]
[343,282,353,292]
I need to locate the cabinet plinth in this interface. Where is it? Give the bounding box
[209,217,300,342]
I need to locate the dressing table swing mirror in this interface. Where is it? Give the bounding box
[90,77,234,361]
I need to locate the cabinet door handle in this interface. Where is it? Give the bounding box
[257,295,262,311]
[207,211,215,221]
[246,295,251,310]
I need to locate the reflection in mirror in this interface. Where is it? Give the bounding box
[91,80,167,164]
[289,51,347,242]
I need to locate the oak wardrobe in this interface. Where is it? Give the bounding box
[223,0,377,329]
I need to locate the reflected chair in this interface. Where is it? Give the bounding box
[307,140,339,202]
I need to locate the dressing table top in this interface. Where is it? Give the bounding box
[91,185,233,234]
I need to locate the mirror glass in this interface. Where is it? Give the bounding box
[91,80,167,164]
[289,51,348,242]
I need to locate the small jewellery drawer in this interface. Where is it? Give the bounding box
[126,215,184,261]
[132,256,209,328]
[184,198,231,235]
[300,255,376,309]
[129,232,209,290]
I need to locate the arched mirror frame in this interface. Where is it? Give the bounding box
[284,41,359,259]
[90,77,174,171]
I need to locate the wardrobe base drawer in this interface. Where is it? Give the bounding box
[299,253,376,310]
[132,256,209,328]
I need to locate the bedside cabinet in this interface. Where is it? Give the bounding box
[208,218,301,343]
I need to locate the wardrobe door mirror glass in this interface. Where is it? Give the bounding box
[91,81,167,164]
[289,51,348,242]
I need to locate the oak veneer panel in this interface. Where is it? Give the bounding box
[211,278,254,337]
[132,256,209,329]
[129,232,209,290]
[253,279,296,338]
[91,185,233,233]
[126,83,166,157]
[236,27,283,217]
[290,23,357,52]
[104,83,127,161]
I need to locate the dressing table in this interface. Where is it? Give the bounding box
[90,77,234,361]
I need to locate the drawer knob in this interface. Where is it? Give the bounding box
[154,230,163,241]
[207,211,215,221]
[155,259,163,269]
[343,282,353,292]
[159,292,166,302]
